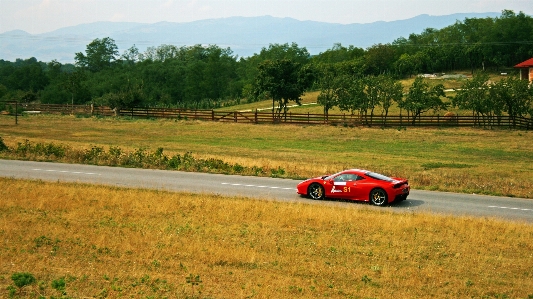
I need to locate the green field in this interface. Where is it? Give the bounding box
[1,113,532,198]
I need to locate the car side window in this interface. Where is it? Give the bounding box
[334,174,360,182]
[333,175,347,182]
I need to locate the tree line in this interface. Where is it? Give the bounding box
[0,10,532,120]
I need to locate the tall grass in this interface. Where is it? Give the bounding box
[1,178,532,298]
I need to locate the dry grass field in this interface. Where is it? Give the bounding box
[1,73,532,298]
[1,178,532,298]
[1,114,532,198]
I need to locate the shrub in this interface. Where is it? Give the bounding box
[0,137,8,152]
[232,163,244,173]
[11,272,36,289]
[34,142,67,158]
[270,166,286,178]
[83,146,104,162]
[15,139,31,155]
[51,277,66,295]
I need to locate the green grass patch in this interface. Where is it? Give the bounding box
[421,162,473,170]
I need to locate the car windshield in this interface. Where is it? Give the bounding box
[324,172,343,181]
[365,171,394,182]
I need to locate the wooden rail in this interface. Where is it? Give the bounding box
[2,102,531,130]
[117,107,532,129]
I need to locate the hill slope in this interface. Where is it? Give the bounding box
[0,13,501,63]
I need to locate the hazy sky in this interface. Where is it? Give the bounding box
[1,0,532,34]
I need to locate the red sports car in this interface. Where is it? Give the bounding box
[297,169,410,206]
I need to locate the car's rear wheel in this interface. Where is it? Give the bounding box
[308,183,325,200]
[370,188,387,206]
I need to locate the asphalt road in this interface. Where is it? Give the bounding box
[1,159,532,223]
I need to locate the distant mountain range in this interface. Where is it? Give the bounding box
[0,13,502,63]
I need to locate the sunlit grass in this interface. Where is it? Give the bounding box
[1,178,532,298]
[1,113,532,198]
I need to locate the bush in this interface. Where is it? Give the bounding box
[51,277,66,295]
[13,139,68,158]
[11,272,36,289]
[1,137,292,179]
[0,137,8,152]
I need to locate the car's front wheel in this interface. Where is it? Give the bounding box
[369,188,387,206]
[308,183,325,200]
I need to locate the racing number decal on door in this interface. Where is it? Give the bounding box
[332,182,348,193]
[333,186,351,193]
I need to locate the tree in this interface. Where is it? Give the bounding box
[490,76,533,126]
[0,84,7,99]
[374,75,403,118]
[316,64,345,117]
[402,77,447,124]
[364,44,397,75]
[252,59,313,119]
[256,43,310,65]
[337,76,366,116]
[453,72,493,126]
[75,37,119,72]
[63,71,87,105]
[335,75,402,125]
[1,58,49,93]
[121,45,140,65]
[311,43,365,64]
[46,60,63,81]
[238,43,310,102]
[102,79,145,112]
[394,53,416,77]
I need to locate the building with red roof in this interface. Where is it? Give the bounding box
[514,58,533,82]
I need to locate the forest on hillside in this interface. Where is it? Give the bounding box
[0,10,532,119]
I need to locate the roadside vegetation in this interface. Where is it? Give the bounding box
[1,114,532,199]
[1,178,532,298]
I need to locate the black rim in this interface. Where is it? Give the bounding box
[371,189,387,206]
[309,184,324,200]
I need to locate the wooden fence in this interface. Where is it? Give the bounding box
[2,102,532,130]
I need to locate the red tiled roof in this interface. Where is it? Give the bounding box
[514,58,533,68]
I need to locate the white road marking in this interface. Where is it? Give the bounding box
[488,206,532,212]
[222,182,295,190]
[33,169,101,176]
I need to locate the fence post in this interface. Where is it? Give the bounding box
[212,110,215,121]
[234,111,237,122]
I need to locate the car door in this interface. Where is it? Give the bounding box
[328,173,360,199]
